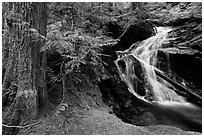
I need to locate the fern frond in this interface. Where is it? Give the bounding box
[47,67,63,83]
[100,39,119,47]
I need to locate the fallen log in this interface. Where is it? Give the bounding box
[154,69,202,107]
[116,54,201,107]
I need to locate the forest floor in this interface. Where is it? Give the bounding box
[18,106,200,135]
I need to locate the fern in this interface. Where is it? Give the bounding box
[47,67,63,83]
[44,28,117,73]
[43,22,119,103]
[56,102,68,114]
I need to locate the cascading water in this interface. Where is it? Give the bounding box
[115,27,201,125]
[133,27,185,103]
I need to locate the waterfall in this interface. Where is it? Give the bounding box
[115,27,201,124]
[116,27,185,103]
[132,27,185,103]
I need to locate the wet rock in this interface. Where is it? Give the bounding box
[156,16,202,96]
[168,21,202,52]
[104,21,124,39]
[157,49,202,96]
[165,16,202,26]
[115,21,156,51]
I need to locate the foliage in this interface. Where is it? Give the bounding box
[56,102,68,114]
[48,2,153,37]
[48,2,120,35]
[144,2,202,24]
[44,27,118,80]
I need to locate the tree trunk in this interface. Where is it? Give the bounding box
[2,32,19,107]
[2,2,48,134]
[2,3,20,107]
[30,2,48,113]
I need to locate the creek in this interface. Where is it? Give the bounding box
[114,27,202,130]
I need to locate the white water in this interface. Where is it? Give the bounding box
[115,27,202,125]
[117,27,186,103]
[132,27,185,103]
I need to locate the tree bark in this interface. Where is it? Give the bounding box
[2,32,19,107]
[30,2,48,113]
[2,2,48,134]
[2,2,20,106]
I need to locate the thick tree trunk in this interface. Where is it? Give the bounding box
[30,2,48,113]
[3,25,39,135]
[2,2,48,134]
[2,45,17,107]
[2,29,19,107]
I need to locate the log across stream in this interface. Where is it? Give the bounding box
[115,27,202,130]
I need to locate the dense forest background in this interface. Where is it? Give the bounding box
[2,2,202,135]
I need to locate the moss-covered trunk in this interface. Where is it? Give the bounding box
[2,2,47,134]
[2,32,19,107]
